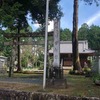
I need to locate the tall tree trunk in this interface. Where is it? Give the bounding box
[17,24,22,72]
[72,0,81,71]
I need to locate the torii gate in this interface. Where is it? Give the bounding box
[4,31,53,77]
[3,19,62,79]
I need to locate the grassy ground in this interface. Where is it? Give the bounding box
[0,72,100,98]
[52,75,100,97]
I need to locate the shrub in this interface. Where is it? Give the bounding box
[82,67,91,72]
[93,74,100,82]
[69,69,83,75]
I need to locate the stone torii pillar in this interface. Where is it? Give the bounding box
[53,18,60,68]
[52,18,63,78]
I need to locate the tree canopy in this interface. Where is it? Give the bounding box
[0,0,62,30]
[0,0,63,72]
[78,23,100,50]
[60,28,72,41]
[87,25,100,50]
[82,0,100,6]
[78,23,89,40]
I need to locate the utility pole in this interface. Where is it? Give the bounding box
[43,0,49,89]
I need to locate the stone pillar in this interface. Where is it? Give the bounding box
[53,18,60,68]
[52,18,62,79]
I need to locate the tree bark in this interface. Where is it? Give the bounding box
[17,22,22,72]
[72,0,81,71]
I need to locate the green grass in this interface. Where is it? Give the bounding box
[0,72,100,98]
[21,73,100,98]
[63,75,100,97]
[46,74,100,98]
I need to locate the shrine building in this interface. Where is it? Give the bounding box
[49,40,95,69]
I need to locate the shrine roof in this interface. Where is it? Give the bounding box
[49,40,95,54]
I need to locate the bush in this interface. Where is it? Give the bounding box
[38,65,44,70]
[82,67,91,73]
[69,69,83,75]
[82,67,92,77]
[69,67,92,76]
[93,74,100,84]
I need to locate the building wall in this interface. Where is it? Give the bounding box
[60,54,91,68]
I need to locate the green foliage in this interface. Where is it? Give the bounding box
[21,56,28,68]
[29,0,63,24]
[0,0,62,62]
[21,45,33,68]
[78,23,89,40]
[78,23,100,50]
[0,0,62,37]
[60,28,72,41]
[69,69,83,75]
[0,30,4,52]
[0,29,12,57]
[69,67,92,76]
[87,25,100,50]
[0,1,26,30]
[82,67,91,72]
[93,74,100,83]
[82,67,92,77]
[82,0,100,6]
[3,46,12,57]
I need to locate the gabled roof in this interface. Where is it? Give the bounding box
[49,40,95,54]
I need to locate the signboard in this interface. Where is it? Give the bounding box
[53,19,60,67]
